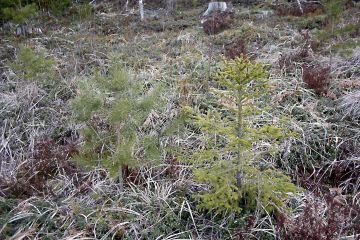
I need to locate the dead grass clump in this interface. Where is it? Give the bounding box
[279,47,310,71]
[276,195,360,240]
[0,44,16,73]
[337,79,360,90]
[118,0,140,8]
[293,156,360,197]
[122,165,141,186]
[224,38,247,59]
[0,140,79,197]
[164,156,181,177]
[233,215,255,240]
[202,11,234,35]
[294,167,327,194]
[337,90,360,120]
[328,158,360,194]
[274,1,324,17]
[302,63,331,95]
[279,30,316,72]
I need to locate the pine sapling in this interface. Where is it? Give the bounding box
[186,57,300,214]
[71,66,162,189]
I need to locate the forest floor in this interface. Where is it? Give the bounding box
[0,1,360,239]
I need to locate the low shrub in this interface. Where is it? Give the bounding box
[224,38,247,59]
[279,30,316,72]
[0,140,79,197]
[302,63,331,95]
[273,1,324,17]
[202,11,234,35]
[276,195,360,240]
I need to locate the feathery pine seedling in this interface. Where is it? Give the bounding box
[1,3,37,25]
[11,47,56,85]
[37,0,72,16]
[186,57,300,214]
[1,0,72,23]
[71,66,162,188]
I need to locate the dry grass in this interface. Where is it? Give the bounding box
[277,194,360,240]
[337,90,360,120]
[1,1,360,239]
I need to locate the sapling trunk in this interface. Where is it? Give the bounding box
[116,124,124,191]
[236,89,243,188]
